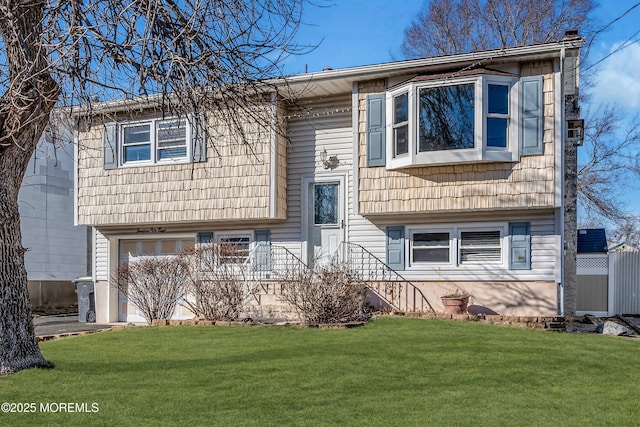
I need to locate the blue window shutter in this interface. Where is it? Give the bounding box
[197,232,213,245]
[510,222,531,270]
[386,226,405,270]
[367,94,386,167]
[103,123,118,170]
[254,230,271,271]
[192,112,207,162]
[520,76,543,156]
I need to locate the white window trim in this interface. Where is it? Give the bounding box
[386,75,519,170]
[409,228,455,267]
[406,223,508,269]
[120,116,192,167]
[457,225,506,266]
[215,231,254,265]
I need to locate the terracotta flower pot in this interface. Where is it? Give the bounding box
[441,296,469,314]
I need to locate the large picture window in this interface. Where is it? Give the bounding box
[386,75,523,169]
[418,84,475,152]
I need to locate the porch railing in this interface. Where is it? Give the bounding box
[334,242,434,313]
[241,241,433,313]
[243,243,309,296]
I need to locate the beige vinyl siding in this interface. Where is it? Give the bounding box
[77,109,283,226]
[357,61,557,215]
[270,95,353,259]
[346,211,559,282]
[94,228,109,281]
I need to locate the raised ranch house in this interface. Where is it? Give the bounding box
[74,37,583,322]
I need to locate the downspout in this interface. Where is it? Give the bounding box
[559,46,566,316]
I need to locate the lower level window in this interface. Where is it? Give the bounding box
[412,232,450,263]
[459,230,501,264]
[408,227,504,267]
[217,234,251,264]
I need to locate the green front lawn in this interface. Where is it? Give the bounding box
[1,317,639,426]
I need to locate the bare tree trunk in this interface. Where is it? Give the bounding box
[0,1,59,375]
[0,141,53,375]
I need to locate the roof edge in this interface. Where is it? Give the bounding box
[68,38,584,116]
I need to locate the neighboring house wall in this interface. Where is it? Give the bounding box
[19,135,89,307]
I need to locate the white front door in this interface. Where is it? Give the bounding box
[307,179,344,266]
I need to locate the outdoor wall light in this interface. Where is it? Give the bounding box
[320,147,331,169]
[320,147,339,169]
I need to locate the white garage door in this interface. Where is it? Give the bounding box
[118,238,194,322]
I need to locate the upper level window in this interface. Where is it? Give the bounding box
[393,93,409,156]
[418,84,475,152]
[157,120,188,160]
[123,124,152,162]
[385,74,526,169]
[121,118,189,165]
[486,84,509,148]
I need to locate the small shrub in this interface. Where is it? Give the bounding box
[182,244,252,321]
[115,256,189,325]
[279,261,371,325]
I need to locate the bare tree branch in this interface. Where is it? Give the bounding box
[401,0,596,58]
[0,0,311,375]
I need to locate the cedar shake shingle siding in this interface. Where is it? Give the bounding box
[77,112,286,226]
[358,61,556,215]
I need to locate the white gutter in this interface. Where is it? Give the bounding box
[283,40,584,82]
[559,46,566,317]
[68,39,584,116]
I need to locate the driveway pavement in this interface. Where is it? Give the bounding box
[34,314,117,338]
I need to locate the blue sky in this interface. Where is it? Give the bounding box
[282,0,640,219]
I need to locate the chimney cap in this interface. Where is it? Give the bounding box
[564,29,580,39]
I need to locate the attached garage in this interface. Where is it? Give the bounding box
[118,237,195,322]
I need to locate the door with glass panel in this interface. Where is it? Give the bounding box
[308,181,343,266]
